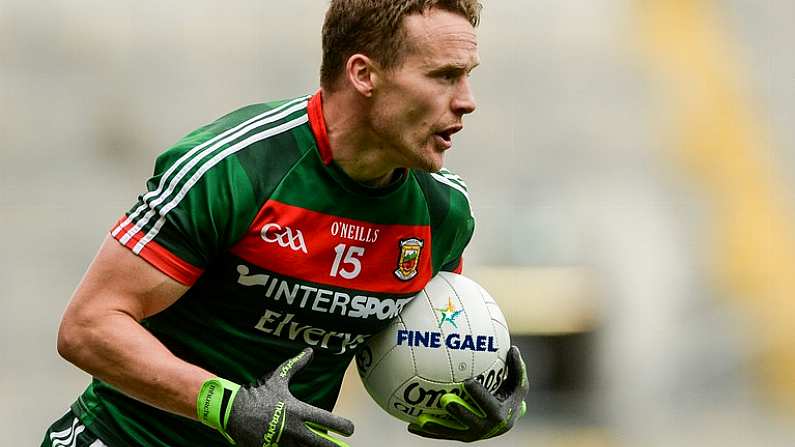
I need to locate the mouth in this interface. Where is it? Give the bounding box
[433,125,463,150]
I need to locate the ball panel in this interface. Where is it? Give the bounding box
[491,316,511,361]
[439,273,504,382]
[360,335,416,412]
[356,318,408,381]
[472,356,508,395]
[480,283,508,328]
[406,287,455,383]
[429,273,474,382]
[478,283,497,305]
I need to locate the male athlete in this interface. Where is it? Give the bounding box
[44,1,528,446]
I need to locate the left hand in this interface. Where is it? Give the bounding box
[408,345,529,442]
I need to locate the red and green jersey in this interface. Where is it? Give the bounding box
[71,93,475,446]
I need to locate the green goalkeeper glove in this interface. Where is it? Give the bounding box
[197,347,354,447]
[408,345,529,442]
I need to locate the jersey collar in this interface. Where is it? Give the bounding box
[307,89,409,196]
[307,90,333,165]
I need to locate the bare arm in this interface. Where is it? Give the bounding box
[57,234,213,420]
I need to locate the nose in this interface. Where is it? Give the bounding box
[452,77,476,116]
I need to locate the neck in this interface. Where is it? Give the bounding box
[320,88,398,188]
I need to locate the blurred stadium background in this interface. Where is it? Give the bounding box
[2,1,794,445]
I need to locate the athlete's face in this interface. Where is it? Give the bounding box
[371,8,479,172]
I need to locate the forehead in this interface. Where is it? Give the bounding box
[400,8,479,69]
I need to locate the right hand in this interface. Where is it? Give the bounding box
[200,348,354,447]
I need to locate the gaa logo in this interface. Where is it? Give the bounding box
[260,223,308,253]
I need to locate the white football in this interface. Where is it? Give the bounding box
[355,272,511,424]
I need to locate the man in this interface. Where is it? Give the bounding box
[44,1,528,446]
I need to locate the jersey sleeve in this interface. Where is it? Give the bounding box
[417,168,476,274]
[439,197,475,273]
[110,128,259,286]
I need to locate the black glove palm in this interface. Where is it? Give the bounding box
[408,345,529,442]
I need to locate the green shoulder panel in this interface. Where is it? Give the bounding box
[115,96,311,269]
[413,168,476,273]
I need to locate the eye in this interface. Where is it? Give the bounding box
[437,70,462,84]
[430,65,472,84]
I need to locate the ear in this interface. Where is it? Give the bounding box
[345,54,379,98]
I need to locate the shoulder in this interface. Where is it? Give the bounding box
[412,168,475,271]
[412,168,474,224]
[210,95,311,136]
[184,95,311,156]
[152,95,312,179]
[164,95,310,154]
[413,168,472,209]
[137,99,313,211]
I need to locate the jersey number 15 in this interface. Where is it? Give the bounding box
[330,243,365,279]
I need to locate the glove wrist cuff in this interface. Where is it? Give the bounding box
[197,377,241,443]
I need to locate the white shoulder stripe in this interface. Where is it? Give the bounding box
[437,168,468,189]
[444,174,467,189]
[50,418,84,447]
[49,418,79,441]
[132,113,309,254]
[112,96,309,239]
[430,172,475,219]
[118,99,308,245]
[53,426,84,447]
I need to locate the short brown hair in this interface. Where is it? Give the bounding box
[320,0,482,89]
